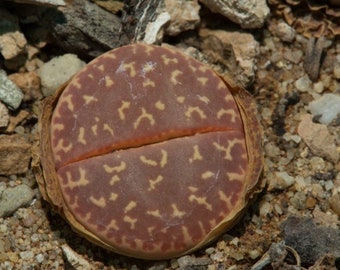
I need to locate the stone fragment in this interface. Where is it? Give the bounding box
[61,244,91,270]
[297,114,339,163]
[8,71,42,102]
[199,29,259,87]
[5,0,66,6]
[273,20,296,42]
[0,70,24,110]
[0,185,35,217]
[294,74,312,92]
[281,216,340,265]
[268,171,295,191]
[38,54,86,97]
[329,193,340,216]
[199,0,270,29]
[44,0,126,58]
[333,64,340,79]
[6,110,30,133]
[0,102,9,128]
[0,8,27,60]
[308,93,340,125]
[164,0,200,36]
[0,134,31,175]
[143,12,171,44]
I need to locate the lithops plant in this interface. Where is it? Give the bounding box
[34,44,263,259]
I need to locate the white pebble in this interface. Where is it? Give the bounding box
[308,93,340,125]
[295,74,312,92]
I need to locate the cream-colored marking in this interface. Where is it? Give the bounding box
[217,108,237,122]
[202,171,215,179]
[155,101,165,110]
[188,186,198,193]
[189,145,203,163]
[199,65,209,72]
[171,204,186,218]
[83,212,91,223]
[218,81,226,89]
[147,226,155,236]
[227,171,244,182]
[88,73,94,79]
[160,150,168,168]
[198,95,210,104]
[105,75,114,87]
[118,101,130,120]
[209,219,217,228]
[91,124,97,136]
[170,70,183,85]
[97,64,105,71]
[213,139,243,160]
[77,127,86,145]
[143,78,155,87]
[83,95,98,105]
[189,194,212,211]
[147,209,162,218]
[188,64,197,72]
[105,53,117,60]
[54,139,72,154]
[65,168,90,189]
[176,96,185,103]
[198,221,206,236]
[107,219,119,231]
[123,215,137,230]
[62,94,74,112]
[185,106,207,119]
[148,175,163,191]
[198,77,208,86]
[103,123,114,136]
[218,190,232,210]
[144,45,155,55]
[109,192,118,201]
[103,161,126,173]
[161,54,178,65]
[124,201,137,213]
[71,77,81,89]
[95,116,99,122]
[123,62,136,77]
[133,108,155,129]
[90,196,106,208]
[52,123,64,132]
[140,156,157,166]
[224,94,234,102]
[182,226,191,243]
[109,175,120,185]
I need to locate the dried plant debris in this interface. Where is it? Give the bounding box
[268,0,340,37]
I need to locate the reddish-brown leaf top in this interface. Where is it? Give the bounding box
[46,44,256,259]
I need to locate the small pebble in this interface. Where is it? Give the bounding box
[35,253,45,263]
[329,193,340,216]
[294,74,312,92]
[290,191,307,210]
[259,200,273,217]
[276,21,296,42]
[0,185,35,217]
[0,70,24,110]
[19,250,34,260]
[38,54,86,97]
[333,64,340,79]
[308,94,340,125]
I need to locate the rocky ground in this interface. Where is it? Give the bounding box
[0,0,339,269]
